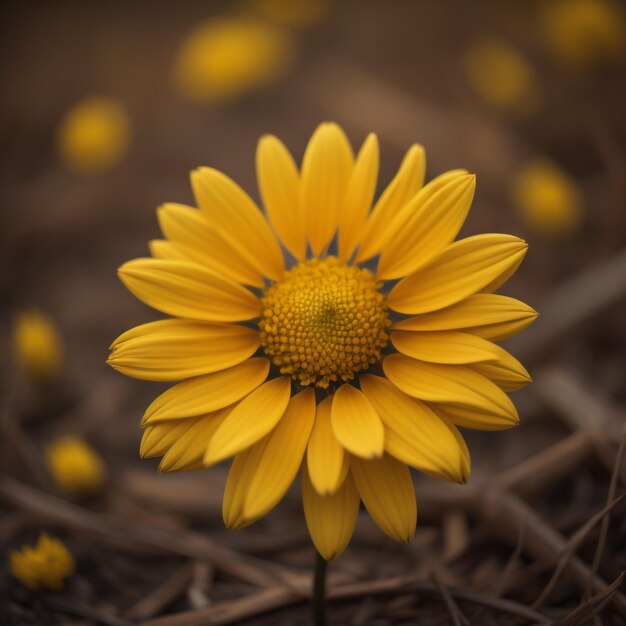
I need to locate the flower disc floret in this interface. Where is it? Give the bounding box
[259,256,390,388]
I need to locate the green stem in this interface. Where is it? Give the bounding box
[312,551,328,626]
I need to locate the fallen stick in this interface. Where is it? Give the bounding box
[0,475,280,588]
[480,490,626,619]
[533,366,625,443]
[506,248,626,364]
[142,574,553,626]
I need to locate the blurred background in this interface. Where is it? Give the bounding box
[1,1,625,624]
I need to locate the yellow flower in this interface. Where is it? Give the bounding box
[514,159,583,237]
[109,123,536,559]
[58,96,130,175]
[464,39,542,115]
[540,0,626,68]
[9,534,75,591]
[46,436,106,496]
[13,310,63,381]
[247,0,332,27]
[172,18,294,104]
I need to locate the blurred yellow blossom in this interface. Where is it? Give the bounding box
[172,18,295,103]
[13,310,63,381]
[514,159,583,237]
[9,534,75,591]
[541,0,626,68]
[247,0,332,27]
[465,40,542,116]
[57,96,130,175]
[46,436,106,496]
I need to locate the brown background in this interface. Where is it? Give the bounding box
[1,1,625,624]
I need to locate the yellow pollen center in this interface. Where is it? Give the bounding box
[259,256,390,388]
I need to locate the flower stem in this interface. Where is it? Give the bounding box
[312,551,328,626]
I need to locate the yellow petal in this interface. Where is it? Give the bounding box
[302,464,359,560]
[149,240,189,262]
[470,343,531,391]
[338,133,379,261]
[355,144,426,263]
[142,357,269,424]
[331,384,384,459]
[157,203,265,288]
[223,450,260,530]
[204,377,291,465]
[431,402,517,431]
[393,294,538,342]
[159,407,231,472]
[480,256,525,294]
[383,354,518,425]
[388,235,528,314]
[307,395,349,495]
[191,167,284,281]
[436,412,472,480]
[360,374,469,483]
[301,122,354,256]
[140,421,191,458]
[108,320,260,381]
[223,389,315,527]
[350,454,417,543]
[377,173,476,280]
[391,330,499,365]
[118,258,262,322]
[256,135,306,260]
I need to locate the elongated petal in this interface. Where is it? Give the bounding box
[301,123,354,256]
[360,374,469,483]
[391,330,498,365]
[377,173,475,280]
[223,389,315,527]
[350,454,417,543]
[204,377,291,465]
[191,167,284,281]
[223,450,259,530]
[108,320,260,381]
[470,344,531,391]
[356,145,426,263]
[331,384,384,459]
[157,203,265,287]
[256,135,306,260]
[481,256,526,294]
[431,402,517,431]
[383,354,518,425]
[159,407,231,472]
[142,358,269,424]
[338,133,379,261]
[243,389,315,518]
[149,240,189,262]
[140,421,191,458]
[302,464,359,560]
[139,405,233,458]
[393,294,538,341]
[118,258,262,322]
[436,412,471,480]
[307,395,348,495]
[388,235,528,314]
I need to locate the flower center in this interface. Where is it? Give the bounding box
[259,256,390,388]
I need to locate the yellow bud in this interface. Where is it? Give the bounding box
[541,0,626,68]
[13,310,63,381]
[9,533,75,591]
[513,159,583,238]
[57,96,130,175]
[172,18,295,104]
[46,436,106,496]
[465,39,542,116]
